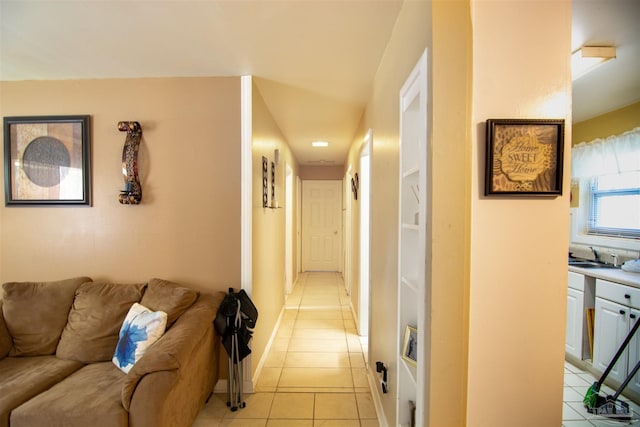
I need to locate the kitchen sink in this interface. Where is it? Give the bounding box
[568,259,618,269]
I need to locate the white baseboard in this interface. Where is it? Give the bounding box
[367,365,388,427]
[349,300,359,328]
[250,302,287,388]
[213,378,254,395]
[214,379,226,394]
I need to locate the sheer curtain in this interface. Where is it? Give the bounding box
[571,127,640,178]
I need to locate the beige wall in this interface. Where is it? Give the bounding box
[430,2,472,425]
[345,0,571,426]
[345,1,433,424]
[1,3,574,424]
[468,1,571,426]
[344,136,363,341]
[0,78,241,293]
[299,165,344,180]
[250,80,299,376]
[572,101,640,145]
[0,76,300,383]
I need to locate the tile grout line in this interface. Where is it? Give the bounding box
[216,272,378,425]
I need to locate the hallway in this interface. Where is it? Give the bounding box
[194,272,379,426]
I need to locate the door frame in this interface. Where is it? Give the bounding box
[358,130,372,337]
[296,176,302,276]
[240,75,253,392]
[344,168,353,296]
[285,162,294,295]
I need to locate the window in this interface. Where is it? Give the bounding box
[588,171,640,238]
[571,127,640,248]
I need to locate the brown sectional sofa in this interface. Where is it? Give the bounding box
[0,277,224,427]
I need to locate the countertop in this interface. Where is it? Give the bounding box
[569,265,640,288]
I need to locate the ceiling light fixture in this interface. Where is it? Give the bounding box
[571,45,616,81]
[311,141,329,147]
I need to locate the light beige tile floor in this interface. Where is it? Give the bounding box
[195,273,640,426]
[193,272,378,427]
[563,361,640,426]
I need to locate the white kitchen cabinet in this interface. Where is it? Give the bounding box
[566,287,585,359]
[565,272,594,360]
[593,298,632,384]
[592,278,640,395]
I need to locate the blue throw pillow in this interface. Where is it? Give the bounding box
[112,303,167,373]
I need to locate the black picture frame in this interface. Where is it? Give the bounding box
[262,156,268,208]
[402,325,417,367]
[4,115,91,206]
[351,172,359,200]
[485,119,564,196]
[271,161,276,202]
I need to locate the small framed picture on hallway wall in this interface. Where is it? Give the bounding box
[402,325,417,367]
[485,118,565,196]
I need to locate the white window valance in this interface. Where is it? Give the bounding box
[571,127,640,179]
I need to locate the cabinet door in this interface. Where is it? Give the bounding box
[593,298,629,384]
[566,288,584,359]
[627,309,640,396]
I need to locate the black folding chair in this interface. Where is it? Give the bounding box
[214,288,258,411]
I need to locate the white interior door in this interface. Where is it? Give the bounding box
[302,180,342,271]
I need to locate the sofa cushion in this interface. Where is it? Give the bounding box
[113,303,167,373]
[1,277,91,356]
[140,278,198,327]
[10,362,127,427]
[0,356,84,427]
[56,282,146,363]
[0,302,11,359]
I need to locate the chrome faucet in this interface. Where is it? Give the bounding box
[611,253,619,267]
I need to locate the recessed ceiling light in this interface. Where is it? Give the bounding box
[312,141,329,147]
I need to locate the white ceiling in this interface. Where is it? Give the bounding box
[0,0,403,166]
[1,1,638,165]
[572,0,640,123]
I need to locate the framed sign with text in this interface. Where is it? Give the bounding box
[485,119,564,196]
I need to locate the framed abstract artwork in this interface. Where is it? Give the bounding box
[4,115,91,206]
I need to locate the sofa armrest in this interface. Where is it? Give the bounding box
[128,325,219,427]
[0,301,13,359]
[121,292,223,411]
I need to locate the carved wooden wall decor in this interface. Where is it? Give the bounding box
[118,121,142,205]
